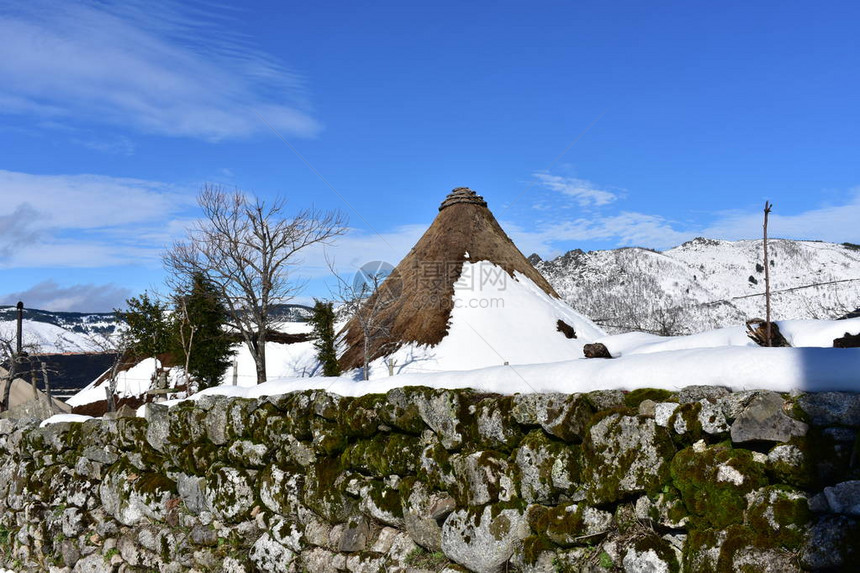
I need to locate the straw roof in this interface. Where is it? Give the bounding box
[0,366,71,418]
[339,187,560,369]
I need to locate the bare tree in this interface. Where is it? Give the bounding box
[174,296,197,393]
[0,337,18,412]
[165,186,347,384]
[329,259,398,380]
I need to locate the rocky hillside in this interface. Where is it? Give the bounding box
[535,238,860,335]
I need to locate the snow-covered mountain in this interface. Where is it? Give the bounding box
[0,308,118,353]
[535,238,860,335]
[0,304,313,354]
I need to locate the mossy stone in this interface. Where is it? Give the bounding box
[172,443,221,475]
[381,387,427,434]
[624,388,676,408]
[628,532,680,573]
[168,403,207,446]
[583,413,675,505]
[339,394,384,438]
[303,457,358,522]
[341,432,419,477]
[667,402,704,445]
[310,417,348,456]
[745,486,809,549]
[671,442,767,529]
[538,503,613,547]
[514,430,581,504]
[416,436,456,491]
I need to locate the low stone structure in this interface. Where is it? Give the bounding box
[0,386,858,572]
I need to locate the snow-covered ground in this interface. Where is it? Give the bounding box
[60,258,860,417]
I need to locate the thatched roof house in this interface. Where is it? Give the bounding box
[339,187,603,371]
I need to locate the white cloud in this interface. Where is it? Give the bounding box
[532,172,618,207]
[0,1,319,140]
[0,170,194,268]
[0,280,131,312]
[702,192,860,244]
[302,224,428,280]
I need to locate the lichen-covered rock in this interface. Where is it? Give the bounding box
[299,547,342,573]
[730,391,807,443]
[341,432,419,477]
[622,534,680,573]
[540,503,613,546]
[204,466,256,522]
[413,389,466,450]
[766,443,811,487]
[473,396,523,451]
[678,385,729,403]
[168,402,208,446]
[441,506,529,573]
[176,472,210,515]
[654,403,679,428]
[514,430,580,504]
[451,451,515,506]
[634,492,689,529]
[310,417,348,456]
[586,390,627,411]
[668,402,703,442]
[303,459,358,523]
[380,387,428,434]
[249,532,297,572]
[144,403,170,453]
[744,486,808,547]
[338,516,371,552]
[99,463,176,526]
[583,414,675,504]
[259,465,303,516]
[697,400,730,435]
[417,431,456,490]
[227,440,269,468]
[339,394,383,438]
[358,479,404,527]
[511,393,593,443]
[400,478,454,551]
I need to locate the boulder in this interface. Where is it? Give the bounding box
[441,506,529,573]
[730,391,807,443]
[823,480,860,516]
[797,392,860,426]
[583,414,675,504]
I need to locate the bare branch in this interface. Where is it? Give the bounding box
[164,185,347,384]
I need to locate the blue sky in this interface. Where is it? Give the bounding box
[1,0,859,311]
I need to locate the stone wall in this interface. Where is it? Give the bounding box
[0,386,858,572]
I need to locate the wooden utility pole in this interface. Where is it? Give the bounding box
[41,362,55,415]
[763,201,773,347]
